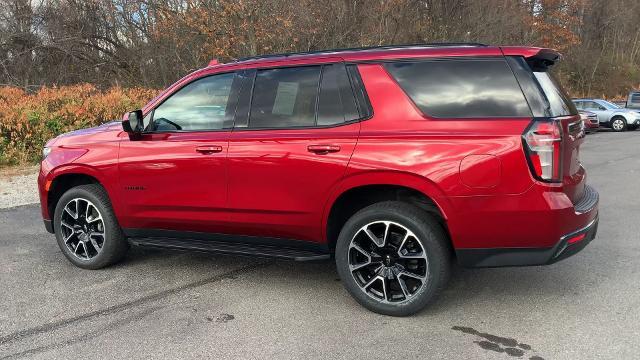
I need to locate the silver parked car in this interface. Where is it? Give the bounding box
[573,98,640,131]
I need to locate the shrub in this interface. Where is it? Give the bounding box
[0,84,158,166]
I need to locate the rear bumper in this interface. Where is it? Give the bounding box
[452,184,599,267]
[456,215,598,267]
[550,216,598,264]
[585,121,599,131]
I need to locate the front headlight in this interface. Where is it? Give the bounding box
[42,147,52,159]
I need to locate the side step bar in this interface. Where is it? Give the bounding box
[129,237,331,262]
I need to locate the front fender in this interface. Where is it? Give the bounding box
[39,161,121,220]
[611,112,634,123]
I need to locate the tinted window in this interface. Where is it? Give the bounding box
[249,66,321,128]
[151,73,236,131]
[385,59,531,118]
[346,65,373,119]
[572,101,583,110]
[317,64,359,125]
[506,56,549,117]
[231,69,256,128]
[533,71,578,116]
[582,101,600,110]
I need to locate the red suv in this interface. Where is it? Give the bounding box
[38,43,599,316]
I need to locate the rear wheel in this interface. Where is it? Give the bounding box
[335,201,450,316]
[53,184,128,269]
[610,116,627,132]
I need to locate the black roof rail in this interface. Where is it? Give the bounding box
[232,42,489,63]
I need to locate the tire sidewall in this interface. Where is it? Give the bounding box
[53,185,124,269]
[335,203,448,316]
[611,117,627,132]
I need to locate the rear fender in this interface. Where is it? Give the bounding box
[321,170,453,242]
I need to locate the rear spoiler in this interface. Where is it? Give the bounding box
[501,47,561,71]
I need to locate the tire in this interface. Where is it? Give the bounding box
[335,201,451,316]
[53,184,128,269]
[610,116,627,132]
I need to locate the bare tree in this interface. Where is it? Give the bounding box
[0,0,638,98]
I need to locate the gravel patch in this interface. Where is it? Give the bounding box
[0,166,39,208]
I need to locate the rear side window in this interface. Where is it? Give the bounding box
[346,64,373,119]
[249,66,321,128]
[533,71,578,116]
[244,64,364,129]
[317,64,359,125]
[581,101,601,111]
[508,56,577,117]
[385,59,531,118]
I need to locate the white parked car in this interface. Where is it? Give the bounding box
[573,99,640,132]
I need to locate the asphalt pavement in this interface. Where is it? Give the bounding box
[0,130,639,359]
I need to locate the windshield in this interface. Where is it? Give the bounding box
[599,100,621,110]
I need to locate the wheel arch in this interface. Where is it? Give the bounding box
[609,115,628,131]
[45,165,114,222]
[611,114,628,122]
[322,171,454,253]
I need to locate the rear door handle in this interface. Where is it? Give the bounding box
[307,144,341,154]
[196,145,223,154]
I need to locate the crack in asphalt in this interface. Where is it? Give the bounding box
[1,306,163,360]
[0,260,273,347]
[0,203,39,212]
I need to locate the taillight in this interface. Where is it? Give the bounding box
[523,120,562,182]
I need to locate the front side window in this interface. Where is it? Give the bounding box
[249,66,321,128]
[150,72,236,131]
[385,59,531,118]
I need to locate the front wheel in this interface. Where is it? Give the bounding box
[53,184,129,269]
[610,117,627,132]
[335,201,451,316]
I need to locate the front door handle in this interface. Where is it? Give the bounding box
[307,144,341,155]
[196,145,223,154]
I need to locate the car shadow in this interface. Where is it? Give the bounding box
[118,246,585,315]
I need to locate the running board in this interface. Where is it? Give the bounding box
[128,237,331,262]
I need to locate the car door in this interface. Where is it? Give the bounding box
[226,62,364,242]
[118,71,242,234]
[573,100,584,111]
[582,101,609,124]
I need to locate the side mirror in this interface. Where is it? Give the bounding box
[122,110,143,134]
